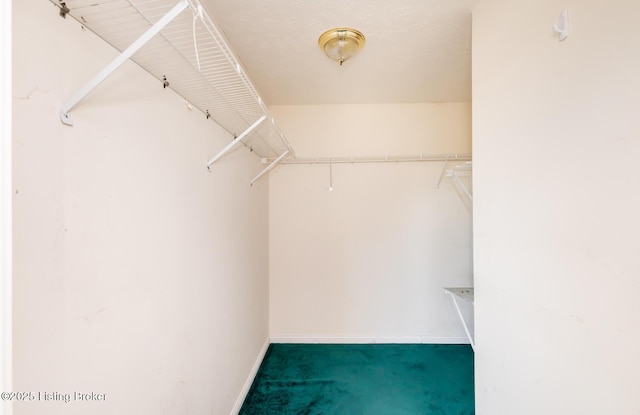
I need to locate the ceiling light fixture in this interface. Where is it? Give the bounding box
[318,28,365,66]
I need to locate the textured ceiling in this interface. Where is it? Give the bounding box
[200,0,478,105]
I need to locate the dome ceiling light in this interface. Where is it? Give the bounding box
[318,28,366,66]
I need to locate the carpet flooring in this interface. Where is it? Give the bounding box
[239,343,474,414]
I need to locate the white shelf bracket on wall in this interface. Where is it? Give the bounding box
[206,115,267,169]
[437,160,472,201]
[251,150,290,186]
[444,287,475,352]
[436,154,450,189]
[59,0,189,125]
[451,171,473,201]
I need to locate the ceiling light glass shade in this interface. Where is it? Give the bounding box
[318,28,365,66]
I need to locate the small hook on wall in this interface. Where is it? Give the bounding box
[554,9,569,41]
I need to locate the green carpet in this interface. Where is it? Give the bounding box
[239,343,474,414]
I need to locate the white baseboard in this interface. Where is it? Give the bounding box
[269,335,470,344]
[230,336,270,415]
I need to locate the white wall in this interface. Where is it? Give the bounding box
[269,103,473,342]
[13,2,269,414]
[473,0,640,413]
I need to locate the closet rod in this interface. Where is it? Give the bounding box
[265,153,471,165]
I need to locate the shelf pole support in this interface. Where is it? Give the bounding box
[59,0,190,125]
[452,173,473,201]
[436,154,450,189]
[447,292,475,352]
[207,115,267,168]
[250,150,290,186]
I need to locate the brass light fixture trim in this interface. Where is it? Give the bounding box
[318,28,366,66]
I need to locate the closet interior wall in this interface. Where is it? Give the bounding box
[473,0,640,413]
[269,103,473,343]
[13,2,269,414]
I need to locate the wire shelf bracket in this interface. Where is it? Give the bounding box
[436,155,451,188]
[251,150,290,186]
[53,0,294,181]
[437,160,472,201]
[206,115,266,168]
[444,287,475,352]
[59,0,189,126]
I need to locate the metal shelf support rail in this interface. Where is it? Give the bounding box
[251,150,290,186]
[53,0,293,182]
[436,158,472,200]
[451,170,473,201]
[206,115,266,168]
[436,154,451,188]
[444,287,475,352]
[59,0,189,126]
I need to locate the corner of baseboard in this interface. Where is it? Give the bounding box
[229,336,270,415]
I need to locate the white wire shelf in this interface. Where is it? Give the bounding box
[52,0,293,164]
